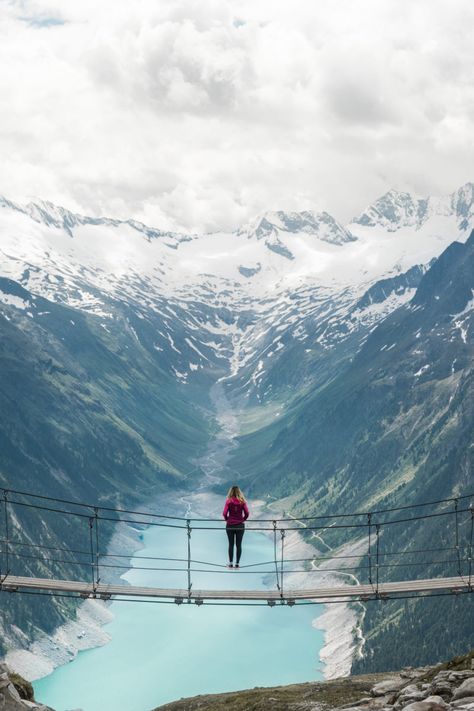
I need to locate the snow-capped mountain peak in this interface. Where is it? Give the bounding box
[237,209,356,245]
[353,189,423,231]
[353,183,474,232]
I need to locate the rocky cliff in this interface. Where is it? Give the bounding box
[0,663,54,710]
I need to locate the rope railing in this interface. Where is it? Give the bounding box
[6,495,474,533]
[0,487,473,606]
[2,547,474,574]
[3,486,474,523]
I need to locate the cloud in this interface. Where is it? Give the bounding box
[1,0,474,232]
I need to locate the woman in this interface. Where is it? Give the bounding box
[222,485,249,568]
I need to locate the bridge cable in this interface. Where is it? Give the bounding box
[2,487,186,522]
[4,538,469,574]
[1,547,471,575]
[237,545,471,568]
[189,492,474,522]
[5,486,474,523]
[5,494,474,532]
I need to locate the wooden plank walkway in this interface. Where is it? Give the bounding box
[0,574,471,603]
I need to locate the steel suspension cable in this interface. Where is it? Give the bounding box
[237,544,472,568]
[4,486,474,524]
[180,507,474,531]
[2,487,186,521]
[23,541,459,570]
[0,538,92,558]
[3,549,471,575]
[5,492,474,533]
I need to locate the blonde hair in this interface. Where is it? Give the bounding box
[227,485,246,502]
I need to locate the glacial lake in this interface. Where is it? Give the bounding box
[34,520,324,711]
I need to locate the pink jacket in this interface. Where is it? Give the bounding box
[223,497,249,525]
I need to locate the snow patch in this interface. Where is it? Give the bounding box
[0,292,29,310]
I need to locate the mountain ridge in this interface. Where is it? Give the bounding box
[4,181,474,242]
[352,182,474,232]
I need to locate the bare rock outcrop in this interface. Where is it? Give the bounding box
[0,663,54,711]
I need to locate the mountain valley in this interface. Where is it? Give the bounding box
[0,183,473,672]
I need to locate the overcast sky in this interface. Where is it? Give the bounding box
[1,0,474,233]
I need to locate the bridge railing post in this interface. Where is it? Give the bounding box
[272,521,281,593]
[1,489,10,582]
[88,515,96,592]
[94,507,100,587]
[375,523,381,597]
[280,528,286,602]
[187,519,192,601]
[454,498,462,578]
[468,504,473,590]
[367,512,373,588]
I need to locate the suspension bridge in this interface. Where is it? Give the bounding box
[0,488,473,607]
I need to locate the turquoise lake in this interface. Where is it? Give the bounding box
[33,519,325,711]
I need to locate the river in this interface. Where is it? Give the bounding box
[33,384,325,710]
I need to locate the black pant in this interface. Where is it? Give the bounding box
[226,524,245,564]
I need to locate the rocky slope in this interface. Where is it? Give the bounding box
[155,650,474,711]
[0,274,213,655]
[0,662,53,710]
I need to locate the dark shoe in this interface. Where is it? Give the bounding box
[235,564,240,568]
[227,563,234,568]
